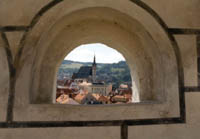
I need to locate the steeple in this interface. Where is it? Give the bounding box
[93,55,96,66]
[92,55,96,83]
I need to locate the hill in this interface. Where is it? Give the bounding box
[57,60,132,89]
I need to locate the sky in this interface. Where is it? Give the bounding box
[65,43,125,63]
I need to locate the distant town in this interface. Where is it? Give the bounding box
[56,56,132,105]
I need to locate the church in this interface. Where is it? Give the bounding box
[72,56,112,96]
[72,55,97,83]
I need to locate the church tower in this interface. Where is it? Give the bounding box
[92,55,96,83]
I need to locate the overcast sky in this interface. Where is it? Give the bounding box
[65,43,125,63]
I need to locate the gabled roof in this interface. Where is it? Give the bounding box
[56,94,79,105]
[98,95,110,102]
[91,93,100,100]
[74,91,88,103]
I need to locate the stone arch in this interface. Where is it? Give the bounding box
[12,0,182,108]
[24,7,178,104]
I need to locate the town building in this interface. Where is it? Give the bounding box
[88,82,112,96]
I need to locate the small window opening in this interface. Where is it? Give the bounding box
[56,43,132,105]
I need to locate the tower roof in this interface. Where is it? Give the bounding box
[93,55,96,66]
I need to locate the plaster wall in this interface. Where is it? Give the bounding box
[0,0,199,139]
[0,39,9,121]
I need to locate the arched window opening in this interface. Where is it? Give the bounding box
[55,43,133,105]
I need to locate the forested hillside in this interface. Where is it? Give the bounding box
[58,60,132,89]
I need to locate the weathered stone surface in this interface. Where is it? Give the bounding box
[0,0,200,138]
[0,127,120,139]
[5,32,24,60]
[0,0,51,26]
[129,93,200,139]
[142,0,200,28]
[0,38,9,121]
[0,47,9,121]
[175,35,197,86]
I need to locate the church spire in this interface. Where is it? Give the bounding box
[92,54,96,83]
[93,54,96,66]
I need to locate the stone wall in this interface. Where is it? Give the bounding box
[0,0,200,139]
